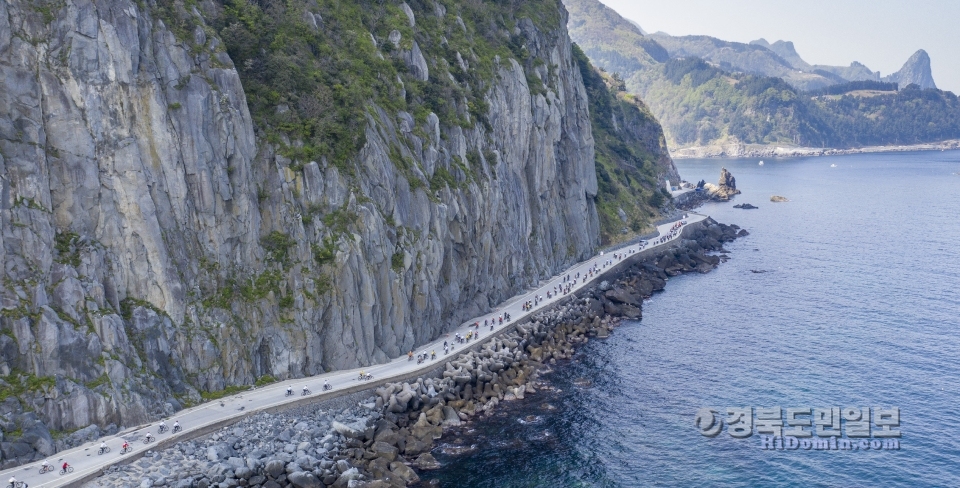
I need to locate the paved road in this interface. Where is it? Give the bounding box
[1,213,707,488]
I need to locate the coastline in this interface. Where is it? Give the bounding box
[82,220,746,488]
[670,139,960,159]
[5,215,708,486]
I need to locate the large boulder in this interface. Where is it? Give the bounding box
[604,288,641,306]
[331,467,361,488]
[265,459,287,479]
[370,441,399,462]
[389,462,420,485]
[331,420,364,440]
[402,435,432,456]
[288,471,322,488]
[415,453,441,470]
[206,442,235,462]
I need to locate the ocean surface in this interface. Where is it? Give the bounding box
[419,150,960,487]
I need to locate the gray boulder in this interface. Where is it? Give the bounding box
[288,471,322,488]
[265,459,286,479]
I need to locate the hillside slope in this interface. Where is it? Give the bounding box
[650,33,838,91]
[573,46,678,243]
[564,0,960,151]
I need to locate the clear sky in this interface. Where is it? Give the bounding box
[598,0,960,94]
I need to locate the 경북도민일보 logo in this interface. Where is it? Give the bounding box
[694,406,901,451]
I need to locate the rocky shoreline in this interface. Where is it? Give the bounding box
[671,139,960,159]
[86,221,745,488]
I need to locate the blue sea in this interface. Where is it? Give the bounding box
[419,151,960,487]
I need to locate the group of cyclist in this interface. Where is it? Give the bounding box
[13,419,181,485]
[409,349,437,364]
[286,379,332,397]
[6,219,698,488]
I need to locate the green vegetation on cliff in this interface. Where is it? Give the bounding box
[163,0,670,247]
[573,45,674,244]
[195,0,565,168]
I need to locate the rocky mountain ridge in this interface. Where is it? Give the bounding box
[651,33,937,92]
[564,0,960,151]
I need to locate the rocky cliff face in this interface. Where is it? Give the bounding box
[0,0,262,466]
[0,0,635,467]
[883,49,937,89]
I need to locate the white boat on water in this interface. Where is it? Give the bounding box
[830,164,837,168]
[758,160,764,166]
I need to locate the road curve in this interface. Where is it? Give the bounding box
[1,213,708,488]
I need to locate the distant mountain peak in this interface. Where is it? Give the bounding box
[627,19,647,35]
[883,49,936,89]
[767,40,810,70]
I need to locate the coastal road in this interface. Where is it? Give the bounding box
[1,213,707,488]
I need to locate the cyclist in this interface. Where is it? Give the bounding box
[286,386,293,396]
[100,441,107,452]
[323,379,330,390]
[8,476,17,486]
[302,385,309,394]
[158,419,166,432]
[122,441,130,451]
[173,420,180,432]
[144,432,153,442]
[62,461,70,472]
[42,459,50,471]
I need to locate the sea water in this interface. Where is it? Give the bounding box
[420,150,960,487]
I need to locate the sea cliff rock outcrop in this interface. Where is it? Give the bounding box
[0,0,673,468]
[702,168,741,201]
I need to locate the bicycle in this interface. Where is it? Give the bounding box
[143,436,154,444]
[98,446,111,455]
[358,373,373,381]
[322,383,332,391]
[172,424,181,433]
[285,390,294,397]
[120,445,132,454]
[39,464,54,474]
[158,425,168,434]
[301,389,311,396]
[8,481,28,488]
[59,466,74,475]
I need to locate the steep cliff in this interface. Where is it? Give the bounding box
[0,0,263,465]
[572,45,677,244]
[0,0,676,467]
[882,49,937,89]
